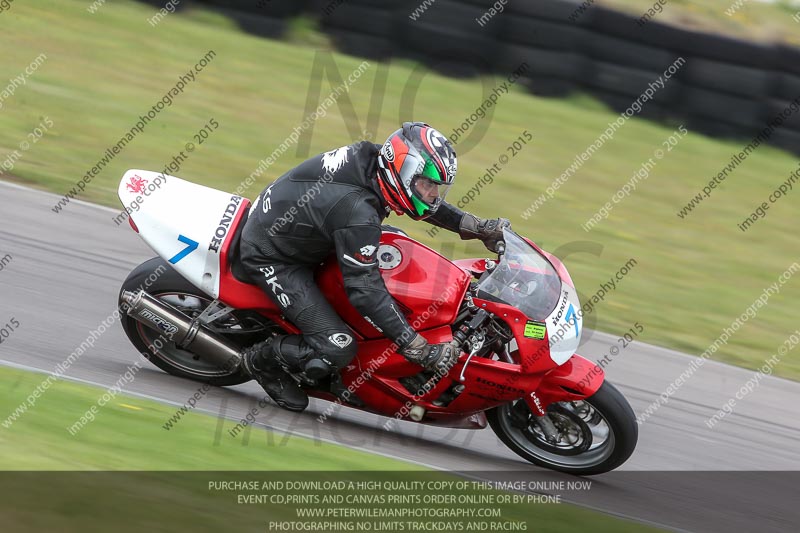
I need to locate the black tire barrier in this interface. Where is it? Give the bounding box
[522,76,578,97]
[683,57,774,99]
[499,44,588,81]
[588,6,774,68]
[504,16,590,51]
[684,87,766,129]
[201,7,288,39]
[775,73,800,102]
[588,62,680,104]
[323,3,395,37]
[398,1,501,73]
[584,32,676,71]
[769,126,800,153]
[128,0,800,155]
[136,0,191,10]
[686,115,753,139]
[328,30,394,60]
[507,0,585,23]
[765,99,800,133]
[195,0,308,18]
[777,45,800,76]
[586,88,673,121]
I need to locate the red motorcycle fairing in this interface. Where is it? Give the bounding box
[316,232,471,340]
[475,298,604,414]
[527,354,604,415]
[214,215,601,427]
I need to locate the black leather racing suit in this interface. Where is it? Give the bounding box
[239,141,466,375]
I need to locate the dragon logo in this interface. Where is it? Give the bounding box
[126,174,148,194]
[321,146,349,174]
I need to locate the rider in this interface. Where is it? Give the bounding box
[238,122,510,412]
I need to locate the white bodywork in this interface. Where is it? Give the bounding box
[546,285,582,365]
[117,169,245,298]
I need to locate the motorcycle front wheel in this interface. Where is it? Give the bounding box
[487,381,638,475]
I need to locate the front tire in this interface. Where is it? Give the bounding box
[487,381,638,475]
[119,257,277,386]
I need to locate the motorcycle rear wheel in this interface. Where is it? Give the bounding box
[487,381,637,475]
[119,257,278,386]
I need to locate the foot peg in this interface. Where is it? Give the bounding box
[329,373,364,407]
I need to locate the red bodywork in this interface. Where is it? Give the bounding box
[215,214,603,429]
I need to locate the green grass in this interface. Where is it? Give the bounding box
[0,367,662,532]
[0,366,409,470]
[2,0,799,381]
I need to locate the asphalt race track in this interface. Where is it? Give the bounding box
[1,180,798,532]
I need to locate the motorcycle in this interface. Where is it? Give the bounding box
[117,169,637,475]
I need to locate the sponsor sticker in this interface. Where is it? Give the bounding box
[523,321,546,340]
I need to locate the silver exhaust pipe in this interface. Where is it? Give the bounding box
[120,290,242,371]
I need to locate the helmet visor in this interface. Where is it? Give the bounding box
[410,175,452,217]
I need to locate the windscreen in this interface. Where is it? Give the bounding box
[475,229,563,320]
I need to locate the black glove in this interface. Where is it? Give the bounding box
[459,213,511,253]
[400,334,459,374]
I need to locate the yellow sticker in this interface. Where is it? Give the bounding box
[523,322,546,339]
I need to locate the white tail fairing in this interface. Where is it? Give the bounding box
[118,169,246,298]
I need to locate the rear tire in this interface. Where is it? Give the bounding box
[488,381,638,475]
[119,257,278,386]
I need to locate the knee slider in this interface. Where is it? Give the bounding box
[325,341,357,369]
[304,359,333,380]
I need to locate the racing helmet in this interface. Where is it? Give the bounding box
[376,122,457,220]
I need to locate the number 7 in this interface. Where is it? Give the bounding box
[169,235,199,264]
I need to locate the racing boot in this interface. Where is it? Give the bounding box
[241,339,309,412]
